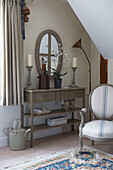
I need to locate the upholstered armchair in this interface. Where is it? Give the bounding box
[79,84,113,153]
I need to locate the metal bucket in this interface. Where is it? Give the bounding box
[4,119,31,151]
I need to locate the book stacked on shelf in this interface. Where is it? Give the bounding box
[33,107,51,114]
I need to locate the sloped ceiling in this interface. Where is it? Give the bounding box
[67,0,113,59]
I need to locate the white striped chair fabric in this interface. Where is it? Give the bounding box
[82,85,113,139]
[91,85,113,120]
[82,120,113,138]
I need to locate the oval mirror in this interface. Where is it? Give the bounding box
[35,30,63,77]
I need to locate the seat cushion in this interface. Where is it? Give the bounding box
[82,120,113,139]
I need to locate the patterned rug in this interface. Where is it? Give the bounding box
[7,146,113,170]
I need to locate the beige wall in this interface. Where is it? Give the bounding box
[0,0,101,148]
[23,0,113,140]
[24,0,91,93]
[91,41,100,90]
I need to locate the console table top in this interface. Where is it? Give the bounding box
[24,87,85,93]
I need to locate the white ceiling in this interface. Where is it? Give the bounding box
[68,0,113,59]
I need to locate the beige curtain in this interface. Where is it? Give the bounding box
[0,0,24,105]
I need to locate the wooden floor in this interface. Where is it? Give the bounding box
[1,131,113,169]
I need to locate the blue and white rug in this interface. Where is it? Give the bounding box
[6,146,113,170]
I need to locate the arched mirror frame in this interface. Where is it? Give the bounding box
[35,30,63,77]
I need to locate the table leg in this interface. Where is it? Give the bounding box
[30,93,34,148]
[21,105,24,128]
[72,111,74,131]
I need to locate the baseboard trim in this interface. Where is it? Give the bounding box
[0,137,8,148]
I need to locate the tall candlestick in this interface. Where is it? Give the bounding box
[70,67,78,88]
[72,57,77,68]
[25,66,34,89]
[27,54,33,66]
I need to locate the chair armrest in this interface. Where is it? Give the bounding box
[81,108,87,113]
[79,108,90,136]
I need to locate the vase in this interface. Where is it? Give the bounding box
[54,79,62,88]
[38,74,50,89]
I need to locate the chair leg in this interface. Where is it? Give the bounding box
[79,136,83,153]
[92,140,94,146]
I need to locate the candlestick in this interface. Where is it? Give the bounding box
[27,54,33,66]
[25,66,34,89]
[72,57,77,68]
[70,67,78,88]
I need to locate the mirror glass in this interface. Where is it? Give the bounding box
[51,56,58,71]
[51,35,59,54]
[35,30,63,76]
[39,34,59,73]
[40,34,48,54]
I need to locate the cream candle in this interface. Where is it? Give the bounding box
[72,57,77,68]
[27,54,33,66]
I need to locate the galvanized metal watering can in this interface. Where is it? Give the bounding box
[4,119,31,151]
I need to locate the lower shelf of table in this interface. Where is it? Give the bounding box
[23,108,81,117]
[24,119,80,132]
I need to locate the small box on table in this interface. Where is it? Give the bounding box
[47,116,67,126]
